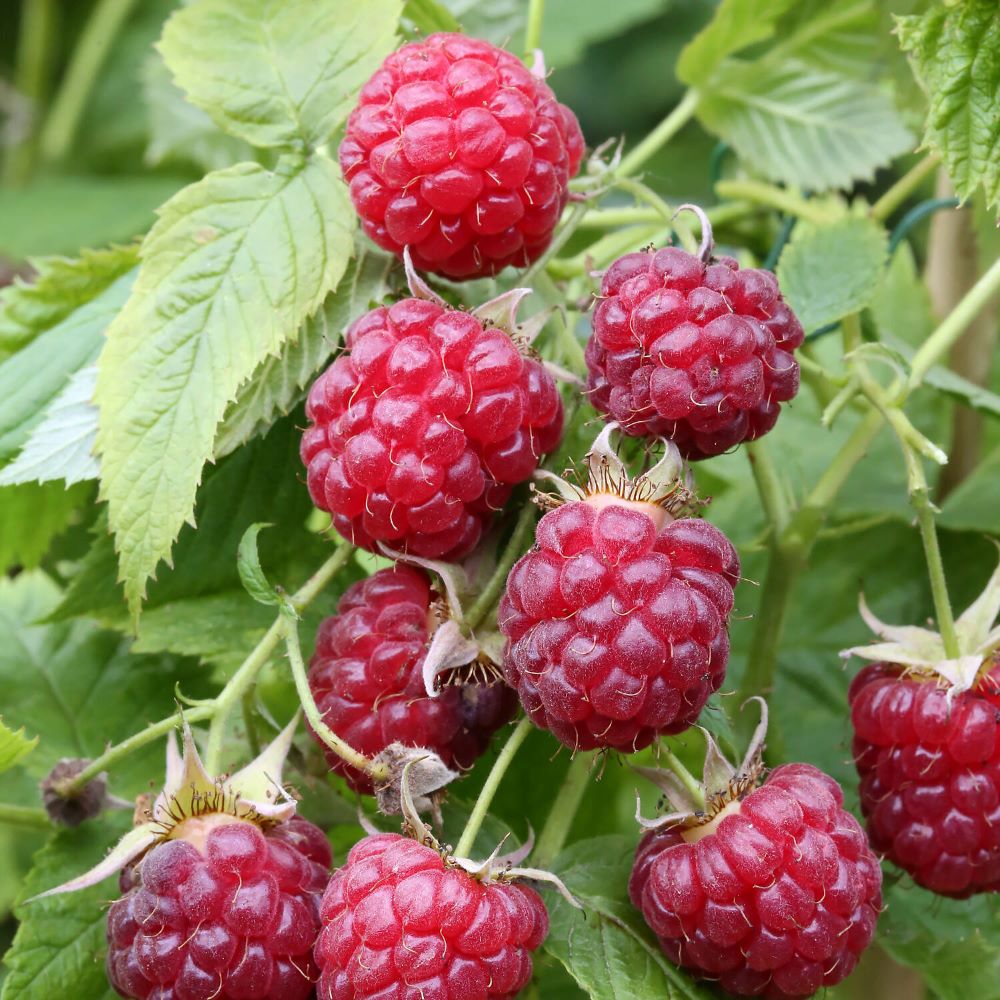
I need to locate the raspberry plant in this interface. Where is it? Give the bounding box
[1,2,999,1000]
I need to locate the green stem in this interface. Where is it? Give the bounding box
[662,748,706,809]
[242,692,261,758]
[533,269,586,375]
[282,613,389,780]
[579,199,757,231]
[455,716,533,857]
[746,440,790,532]
[714,179,830,225]
[913,485,961,659]
[870,154,939,222]
[534,751,595,867]
[547,223,664,279]
[522,201,589,283]
[0,804,51,829]
[524,0,545,56]
[39,0,137,162]
[617,89,699,179]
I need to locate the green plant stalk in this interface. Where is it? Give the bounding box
[714,179,830,225]
[533,269,586,374]
[524,0,545,56]
[870,154,939,222]
[522,201,590,283]
[746,440,790,533]
[455,716,534,857]
[546,223,664,279]
[579,199,758,232]
[912,484,961,659]
[534,751,595,867]
[617,90,699,179]
[0,804,52,829]
[39,0,137,162]
[661,747,706,809]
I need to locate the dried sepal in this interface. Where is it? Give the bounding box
[672,203,714,262]
[421,620,483,697]
[377,745,459,819]
[470,287,532,335]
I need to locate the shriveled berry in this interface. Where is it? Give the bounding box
[499,501,739,752]
[630,764,882,998]
[849,660,1000,897]
[315,832,548,999]
[586,247,804,459]
[340,32,584,279]
[308,566,517,794]
[302,299,563,559]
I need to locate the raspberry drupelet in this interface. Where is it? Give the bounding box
[340,32,585,279]
[301,281,564,561]
[585,209,804,460]
[308,565,516,794]
[499,425,740,753]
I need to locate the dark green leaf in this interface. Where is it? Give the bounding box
[0,482,92,574]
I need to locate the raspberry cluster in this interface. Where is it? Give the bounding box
[586,247,804,459]
[340,32,585,279]
[850,661,1000,897]
[302,298,563,560]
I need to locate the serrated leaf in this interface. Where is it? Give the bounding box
[897,1,1000,212]
[871,243,935,348]
[767,0,880,79]
[0,719,36,774]
[677,0,798,87]
[0,820,128,1000]
[159,0,402,150]
[213,245,397,458]
[696,58,914,191]
[0,245,137,358]
[95,155,354,621]
[0,482,91,574]
[0,367,99,487]
[777,215,888,330]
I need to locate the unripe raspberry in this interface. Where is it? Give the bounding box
[586,237,804,459]
[301,296,563,559]
[339,32,584,279]
[309,566,517,794]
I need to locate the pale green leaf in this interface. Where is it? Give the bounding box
[159,0,403,149]
[941,445,1000,535]
[767,0,880,79]
[0,482,91,574]
[541,0,670,69]
[403,0,460,34]
[697,59,914,191]
[870,243,934,348]
[0,367,99,487]
[777,215,889,330]
[213,244,396,458]
[95,155,354,620]
[237,523,281,607]
[440,0,524,46]
[0,720,36,775]
[898,1,1000,211]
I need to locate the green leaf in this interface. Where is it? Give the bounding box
[1,820,128,1000]
[540,0,670,69]
[677,0,798,87]
[696,58,914,191]
[940,445,1000,535]
[766,0,881,79]
[776,215,888,330]
[0,367,99,487]
[0,483,92,574]
[237,523,281,607]
[440,0,524,46]
[95,155,354,621]
[870,243,935,348]
[159,0,403,150]
[0,245,137,358]
[897,1,1000,211]
[403,0,460,34]
[214,244,397,458]
[0,720,36,775]
[546,836,713,1000]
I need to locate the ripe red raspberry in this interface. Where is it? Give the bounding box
[107,816,331,1000]
[315,832,549,1000]
[499,452,740,752]
[630,764,882,999]
[301,297,563,560]
[849,660,1000,897]
[309,565,517,794]
[585,242,804,459]
[339,32,585,279]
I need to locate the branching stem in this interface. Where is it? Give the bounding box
[535,751,595,867]
[617,90,699,179]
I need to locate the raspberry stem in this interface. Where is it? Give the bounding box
[455,716,534,857]
[0,803,52,829]
[661,747,706,811]
[524,0,545,56]
[746,441,790,533]
[714,179,833,226]
[870,153,939,222]
[534,751,595,867]
[616,89,699,179]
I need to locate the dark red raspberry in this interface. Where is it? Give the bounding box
[585,247,804,459]
[339,32,585,279]
[315,832,549,999]
[308,565,517,794]
[107,817,331,1000]
[301,297,563,559]
[499,500,739,752]
[630,764,882,999]
[849,660,1000,897]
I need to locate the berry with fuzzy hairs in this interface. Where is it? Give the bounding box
[107,817,331,1000]
[315,832,549,1000]
[630,764,882,999]
[308,565,517,794]
[301,298,563,560]
[849,660,1000,897]
[340,32,584,280]
[585,245,803,459]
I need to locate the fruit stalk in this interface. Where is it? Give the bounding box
[0,803,52,829]
[870,154,939,222]
[912,483,961,659]
[534,751,595,866]
[524,0,545,55]
[714,179,830,225]
[617,90,699,179]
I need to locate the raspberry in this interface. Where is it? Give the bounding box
[499,497,739,753]
[849,660,1000,897]
[107,816,331,1000]
[585,244,804,459]
[308,565,517,794]
[315,832,549,1000]
[630,763,882,999]
[339,32,585,279]
[301,297,563,559]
